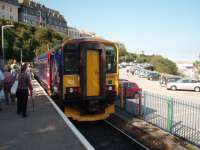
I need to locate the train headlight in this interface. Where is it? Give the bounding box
[69,88,73,93]
[108,86,112,91]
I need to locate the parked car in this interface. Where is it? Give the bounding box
[167,79,200,92]
[139,70,150,78]
[119,81,142,98]
[147,72,160,81]
[160,76,182,87]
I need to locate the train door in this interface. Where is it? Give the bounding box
[49,53,54,94]
[86,50,100,96]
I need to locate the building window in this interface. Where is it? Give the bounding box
[2,5,5,10]
[10,7,12,12]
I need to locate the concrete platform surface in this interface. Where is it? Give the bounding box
[0,80,87,150]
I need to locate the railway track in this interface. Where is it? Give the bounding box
[35,78,150,149]
[72,119,150,150]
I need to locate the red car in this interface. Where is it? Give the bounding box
[119,81,142,99]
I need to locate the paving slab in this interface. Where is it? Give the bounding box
[0,80,87,150]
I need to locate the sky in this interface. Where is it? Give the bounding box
[36,0,200,61]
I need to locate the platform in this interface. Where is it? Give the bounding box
[0,80,93,150]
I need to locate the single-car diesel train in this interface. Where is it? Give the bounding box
[34,38,118,121]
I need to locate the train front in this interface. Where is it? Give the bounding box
[62,39,118,121]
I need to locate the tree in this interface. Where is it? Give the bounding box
[193,61,200,75]
[0,18,69,61]
[115,42,127,56]
[150,55,178,75]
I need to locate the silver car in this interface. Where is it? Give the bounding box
[167,79,200,92]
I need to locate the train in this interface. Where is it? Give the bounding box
[34,38,118,121]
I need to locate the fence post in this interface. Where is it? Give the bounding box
[143,91,147,120]
[124,86,127,111]
[167,96,173,132]
[138,92,142,116]
[120,85,125,110]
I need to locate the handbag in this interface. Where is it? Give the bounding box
[0,90,5,101]
[11,80,19,95]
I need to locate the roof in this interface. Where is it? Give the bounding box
[1,0,18,5]
[119,80,137,84]
[63,38,114,46]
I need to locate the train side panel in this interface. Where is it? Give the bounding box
[34,53,51,91]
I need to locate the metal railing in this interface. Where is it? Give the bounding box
[116,89,200,147]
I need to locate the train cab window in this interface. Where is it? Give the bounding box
[106,45,117,73]
[63,51,79,74]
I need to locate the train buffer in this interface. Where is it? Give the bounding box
[0,80,94,150]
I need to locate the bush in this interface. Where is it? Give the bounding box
[0,18,68,62]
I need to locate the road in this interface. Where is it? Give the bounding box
[119,67,200,104]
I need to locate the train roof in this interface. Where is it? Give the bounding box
[62,38,115,46]
[35,38,116,60]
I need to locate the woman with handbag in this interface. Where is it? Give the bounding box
[16,64,33,118]
[4,66,15,105]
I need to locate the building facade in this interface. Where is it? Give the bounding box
[67,26,80,39]
[18,0,67,33]
[0,0,19,21]
[79,28,95,38]
[176,61,196,79]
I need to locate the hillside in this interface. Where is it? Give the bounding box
[0,18,68,62]
[120,52,179,75]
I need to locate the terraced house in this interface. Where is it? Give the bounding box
[0,0,19,21]
[18,0,67,33]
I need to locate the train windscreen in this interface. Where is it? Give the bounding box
[63,50,79,74]
[105,45,117,73]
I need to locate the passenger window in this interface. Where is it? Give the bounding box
[182,80,189,83]
[191,80,197,83]
[63,51,79,74]
[106,45,117,73]
[128,83,136,88]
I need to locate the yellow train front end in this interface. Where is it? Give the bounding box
[61,38,118,121]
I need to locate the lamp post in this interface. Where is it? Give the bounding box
[20,48,22,64]
[2,24,14,64]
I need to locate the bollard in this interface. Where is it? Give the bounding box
[138,92,142,116]
[143,91,147,120]
[167,96,174,132]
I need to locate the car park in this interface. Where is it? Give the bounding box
[119,80,142,98]
[147,72,160,81]
[139,70,150,78]
[167,79,200,92]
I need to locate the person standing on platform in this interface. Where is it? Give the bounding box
[0,59,5,111]
[4,66,14,105]
[16,64,33,117]
[26,64,33,80]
